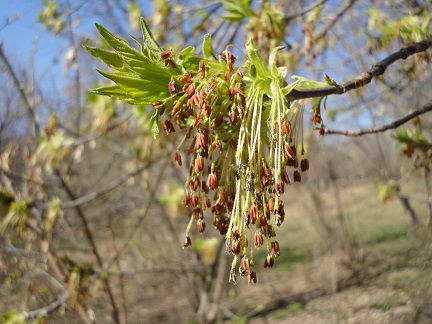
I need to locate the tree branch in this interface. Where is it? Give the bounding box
[0,44,40,135]
[323,101,432,137]
[287,40,432,101]
[25,292,69,319]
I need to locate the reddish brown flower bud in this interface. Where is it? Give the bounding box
[278,201,285,217]
[267,197,275,212]
[248,271,257,284]
[194,155,204,173]
[184,191,191,206]
[240,257,250,272]
[173,151,182,166]
[294,170,301,182]
[193,209,200,220]
[229,109,238,124]
[300,158,309,172]
[211,204,223,215]
[231,228,240,240]
[196,218,206,233]
[163,119,175,134]
[229,87,236,100]
[218,221,228,235]
[259,213,267,227]
[187,97,195,109]
[185,83,196,97]
[221,50,236,62]
[231,240,241,254]
[271,241,280,256]
[264,254,274,268]
[164,58,177,68]
[190,194,199,207]
[189,178,199,191]
[215,190,227,206]
[179,72,192,85]
[286,158,295,167]
[212,115,223,128]
[160,49,173,60]
[275,212,284,226]
[281,169,290,184]
[168,79,178,94]
[284,143,295,160]
[195,131,207,150]
[182,235,192,248]
[254,231,264,247]
[249,205,257,225]
[281,119,292,136]
[206,171,218,190]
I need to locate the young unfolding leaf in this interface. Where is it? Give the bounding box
[291,75,328,88]
[84,46,124,69]
[139,17,162,60]
[221,0,255,21]
[202,34,214,59]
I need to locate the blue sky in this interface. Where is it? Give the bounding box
[1,2,71,92]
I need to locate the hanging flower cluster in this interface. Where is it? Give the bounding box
[87,18,319,284]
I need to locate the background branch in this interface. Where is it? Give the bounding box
[324,101,432,136]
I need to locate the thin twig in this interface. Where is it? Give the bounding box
[287,40,432,101]
[55,170,121,324]
[58,158,154,209]
[284,0,328,22]
[102,153,170,271]
[323,101,432,136]
[313,0,359,41]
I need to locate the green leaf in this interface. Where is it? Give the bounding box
[221,0,254,21]
[291,75,328,88]
[148,110,159,139]
[94,23,146,61]
[179,46,195,57]
[89,85,166,105]
[281,80,300,96]
[96,69,165,89]
[139,17,162,60]
[202,34,214,59]
[269,46,285,78]
[222,12,246,21]
[84,46,124,69]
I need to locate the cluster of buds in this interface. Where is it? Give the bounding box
[158,47,310,284]
[160,49,177,68]
[89,21,318,284]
